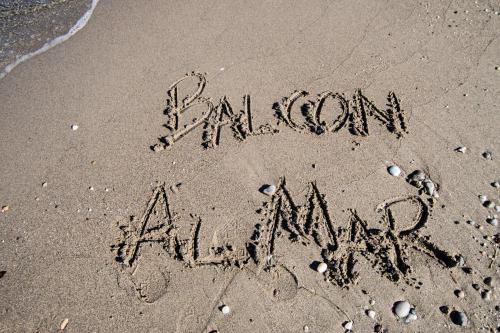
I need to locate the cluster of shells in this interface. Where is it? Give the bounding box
[406,170,439,198]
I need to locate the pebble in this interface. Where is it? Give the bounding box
[1,205,9,213]
[343,320,353,331]
[70,124,78,131]
[483,150,493,160]
[455,146,467,153]
[479,195,487,203]
[89,186,94,191]
[487,218,498,226]
[492,181,500,188]
[221,305,231,315]
[369,299,375,306]
[456,290,465,298]
[467,220,476,226]
[42,182,48,188]
[317,262,328,273]
[495,205,500,212]
[393,300,411,318]
[387,165,401,177]
[450,311,468,326]
[303,325,310,333]
[261,184,276,196]
[366,309,376,319]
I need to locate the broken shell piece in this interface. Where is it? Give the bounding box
[317,262,328,273]
[455,146,467,153]
[407,170,426,187]
[387,165,401,177]
[1,205,9,213]
[60,318,69,330]
[70,124,78,131]
[260,184,276,196]
[492,181,499,188]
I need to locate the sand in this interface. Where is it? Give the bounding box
[0,0,499,332]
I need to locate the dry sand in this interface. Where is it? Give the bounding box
[0,0,499,332]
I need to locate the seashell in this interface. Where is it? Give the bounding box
[393,300,411,318]
[317,262,328,273]
[221,305,231,315]
[387,165,401,177]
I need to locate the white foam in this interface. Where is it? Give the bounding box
[0,0,100,80]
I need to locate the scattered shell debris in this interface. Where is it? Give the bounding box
[406,170,439,197]
[387,165,401,177]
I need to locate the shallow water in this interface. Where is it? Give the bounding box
[0,0,96,79]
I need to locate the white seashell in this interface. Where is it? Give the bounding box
[455,146,467,153]
[71,124,79,131]
[343,321,353,330]
[221,305,231,315]
[261,184,276,196]
[317,262,328,273]
[495,206,500,212]
[492,181,499,188]
[366,309,376,319]
[393,301,411,318]
[487,218,498,226]
[387,165,401,177]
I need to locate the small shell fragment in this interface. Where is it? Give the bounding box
[1,205,9,213]
[455,146,467,153]
[387,165,401,177]
[261,184,276,196]
[60,318,69,330]
[70,124,78,131]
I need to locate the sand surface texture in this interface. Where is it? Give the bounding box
[0,0,499,332]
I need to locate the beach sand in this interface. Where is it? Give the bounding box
[0,0,499,332]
